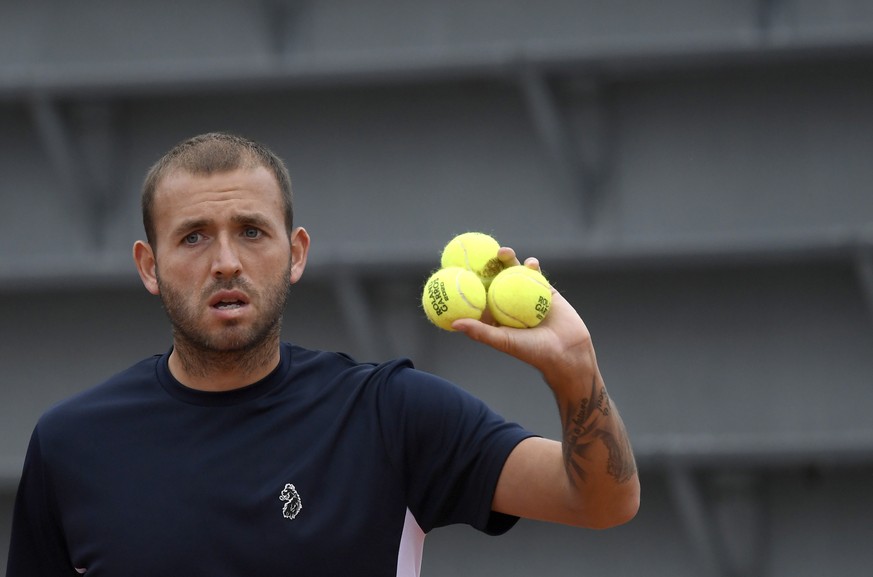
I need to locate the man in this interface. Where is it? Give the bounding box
[7,132,639,576]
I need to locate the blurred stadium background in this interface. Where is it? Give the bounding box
[2,1,873,575]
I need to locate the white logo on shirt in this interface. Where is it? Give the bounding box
[280,483,302,520]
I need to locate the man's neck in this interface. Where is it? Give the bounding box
[168,338,281,392]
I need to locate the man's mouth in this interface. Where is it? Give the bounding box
[209,290,250,310]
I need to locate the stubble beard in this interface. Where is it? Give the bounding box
[156,262,292,379]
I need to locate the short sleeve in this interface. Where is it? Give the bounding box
[373,363,537,534]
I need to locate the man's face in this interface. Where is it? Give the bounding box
[144,166,303,353]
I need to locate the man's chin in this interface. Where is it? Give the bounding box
[174,329,261,354]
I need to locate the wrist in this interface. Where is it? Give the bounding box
[540,342,598,395]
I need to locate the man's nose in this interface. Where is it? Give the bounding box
[211,235,242,278]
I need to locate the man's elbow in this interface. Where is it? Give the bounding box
[589,493,640,529]
[575,481,641,529]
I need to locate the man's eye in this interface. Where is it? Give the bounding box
[184,232,201,244]
[244,228,261,239]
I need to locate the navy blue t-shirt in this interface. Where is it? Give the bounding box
[7,343,535,576]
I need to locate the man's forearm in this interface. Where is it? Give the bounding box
[559,371,637,488]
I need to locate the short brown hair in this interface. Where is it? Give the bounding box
[141,132,294,247]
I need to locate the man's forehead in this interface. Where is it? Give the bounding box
[157,164,275,189]
[154,166,281,204]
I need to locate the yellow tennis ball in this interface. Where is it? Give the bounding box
[440,232,505,288]
[422,267,487,331]
[487,266,552,328]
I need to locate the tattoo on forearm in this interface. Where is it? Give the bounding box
[562,377,637,486]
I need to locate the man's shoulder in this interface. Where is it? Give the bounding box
[38,354,164,430]
[281,341,428,399]
[283,341,413,378]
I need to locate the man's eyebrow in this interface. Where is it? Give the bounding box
[231,213,274,229]
[171,218,213,238]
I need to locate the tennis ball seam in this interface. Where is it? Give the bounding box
[453,270,485,313]
[489,300,528,327]
[458,240,500,274]
[489,290,546,327]
[422,267,486,331]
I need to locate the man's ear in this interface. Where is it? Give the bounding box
[289,227,310,285]
[133,240,160,295]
